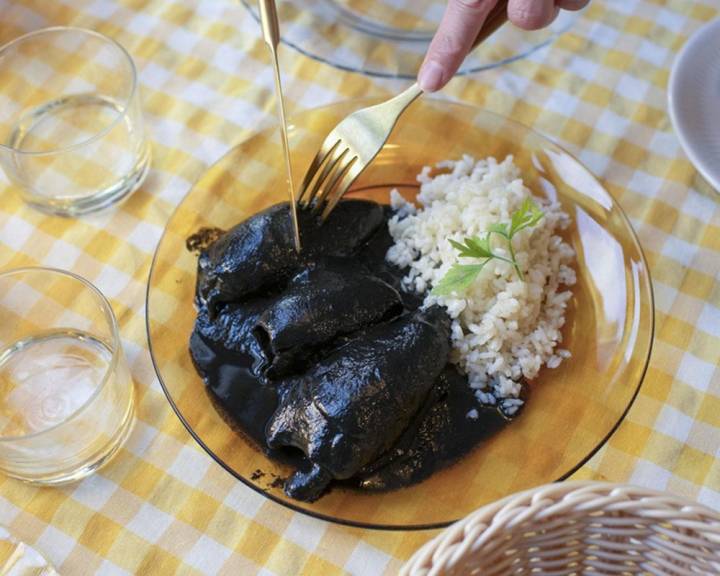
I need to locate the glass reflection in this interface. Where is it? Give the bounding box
[575,209,627,370]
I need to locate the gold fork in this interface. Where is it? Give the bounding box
[298,0,509,220]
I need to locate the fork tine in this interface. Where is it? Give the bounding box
[297,138,340,207]
[304,145,349,209]
[319,160,363,221]
[311,155,357,215]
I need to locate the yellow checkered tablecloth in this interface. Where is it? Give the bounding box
[0,0,718,573]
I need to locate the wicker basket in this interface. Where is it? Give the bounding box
[401,481,720,575]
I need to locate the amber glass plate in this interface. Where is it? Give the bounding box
[147,99,654,530]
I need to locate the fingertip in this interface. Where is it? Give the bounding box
[419,0,495,91]
[508,0,557,30]
[418,60,446,92]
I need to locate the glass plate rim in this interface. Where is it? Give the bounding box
[239,0,575,80]
[146,98,656,531]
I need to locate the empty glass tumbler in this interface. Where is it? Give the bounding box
[0,268,135,484]
[0,27,150,216]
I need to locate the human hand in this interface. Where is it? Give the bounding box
[418,0,590,91]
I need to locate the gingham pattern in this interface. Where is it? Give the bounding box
[0,0,717,574]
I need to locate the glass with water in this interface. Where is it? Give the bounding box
[0,27,150,216]
[0,268,135,484]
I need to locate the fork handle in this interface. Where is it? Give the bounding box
[472,0,510,50]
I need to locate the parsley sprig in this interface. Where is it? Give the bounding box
[431,198,544,296]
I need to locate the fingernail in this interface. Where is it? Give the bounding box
[418,60,445,92]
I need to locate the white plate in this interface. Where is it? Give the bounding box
[668,18,720,192]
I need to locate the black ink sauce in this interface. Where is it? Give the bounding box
[189,201,511,501]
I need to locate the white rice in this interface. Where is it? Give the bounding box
[386,155,576,407]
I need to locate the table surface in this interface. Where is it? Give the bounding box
[0,0,718,574]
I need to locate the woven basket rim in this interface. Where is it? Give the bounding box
[400,481,720,576]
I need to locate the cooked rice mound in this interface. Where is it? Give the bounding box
[386,155,576,410]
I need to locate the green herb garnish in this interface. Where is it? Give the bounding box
[431,198,544,296]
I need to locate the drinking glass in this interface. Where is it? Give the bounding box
[0,268,135,485]
[0,27,150,216]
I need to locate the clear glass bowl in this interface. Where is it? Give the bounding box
[241,0,578,79]
[147,99,654,530]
